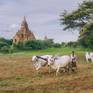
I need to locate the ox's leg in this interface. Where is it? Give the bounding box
[36,70,39,75]
[86,58,88,63]
[36,68,39,75]
[36,66,41,75]
[56,67,60,76]
[91,58,93,63]
[49,66,51,74]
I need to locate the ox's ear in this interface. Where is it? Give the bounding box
[51,55,57,61]
[50,55,53,58]
[54,54,59,59]
[52,55,55,59]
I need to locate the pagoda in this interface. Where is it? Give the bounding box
[13,16,35,44]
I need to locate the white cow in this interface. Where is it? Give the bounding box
[48,55,72,76]
[90,52,93,63]
[32,55,52,71]
[85,52,93,63]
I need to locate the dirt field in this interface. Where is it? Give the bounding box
[0,55,93,93]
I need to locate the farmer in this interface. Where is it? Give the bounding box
[70,51,77,71]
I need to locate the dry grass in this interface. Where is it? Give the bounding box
[0,55,93,93]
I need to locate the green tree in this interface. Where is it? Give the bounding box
[60,1,93,30]
[60,0,93,48]
[24,40,54,50]
[0,38,12,45]
[53,43,61,48]
[79,23,93,48]
[1,46,9,53]
[12,39,54,50]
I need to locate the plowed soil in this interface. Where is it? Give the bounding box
[0,55,93,93]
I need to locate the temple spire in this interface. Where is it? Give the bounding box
[22,16,27,24]
[21,16,28,30]
[23,16,26,22]
[44,35,48,40]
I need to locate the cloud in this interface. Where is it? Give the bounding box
[0,0,84,42]
[9,24,18,29]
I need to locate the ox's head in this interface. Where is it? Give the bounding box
[32,56,38,64]
[32,56,36,62]
[31,56,41,70]
[48,55,57,66]
[32,56,39,61]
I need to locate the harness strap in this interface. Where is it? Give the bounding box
[36,56,48,62]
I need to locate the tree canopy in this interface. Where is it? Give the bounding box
[60,0,93,48]
[60,0,93,30]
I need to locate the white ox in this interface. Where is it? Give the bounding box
[85,52,93,63]
[32,55,52,71]
[48,55,72,76]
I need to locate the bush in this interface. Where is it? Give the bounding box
[13,42,24,50]
[12,40,53,50]
[1,46,9,53]
[24,40,44,50]
[53,43,61,48]
[66,42,78,48]
[61,42,66,47]
[0,42,9,49]
[8,45,14,53]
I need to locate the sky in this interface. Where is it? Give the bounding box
[0,0,84,43]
